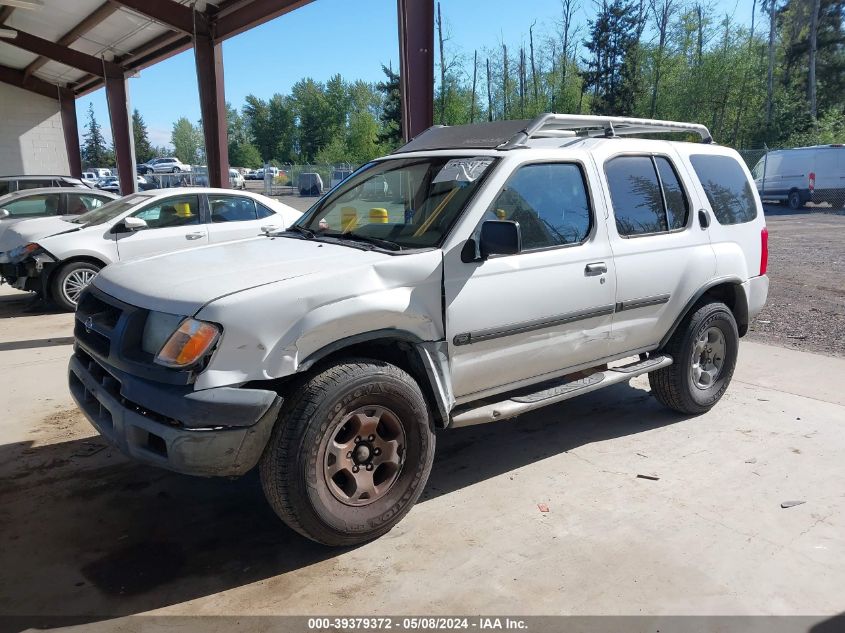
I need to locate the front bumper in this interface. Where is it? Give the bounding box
[0,258,53,292]
[68,349,282,477]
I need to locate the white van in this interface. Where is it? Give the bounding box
[752,145,845,209]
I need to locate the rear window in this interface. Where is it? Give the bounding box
[690,154,757,225]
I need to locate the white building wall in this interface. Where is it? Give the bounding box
[0,83,70,176]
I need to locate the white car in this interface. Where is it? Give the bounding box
[1,188,300,310]
[229,169,246,190]
[142,157,191,174]
[752,144,845,209]
[68,114,768,546]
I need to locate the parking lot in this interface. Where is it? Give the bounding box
[0,209,844,626]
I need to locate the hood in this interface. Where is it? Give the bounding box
[0,216,80,255]
[92,235,391,315]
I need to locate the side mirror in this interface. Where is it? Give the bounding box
[0,209,9,219]
[123,216,148,231]
[479,220,521,259]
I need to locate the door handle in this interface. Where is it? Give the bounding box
[585,262,607,276]
[698,209,710,229]
[185,232,204,240]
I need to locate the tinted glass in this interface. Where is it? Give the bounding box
[209,196,257,222]
[486,163,592,249]
[606,156,667,235]
[690,154,757,225]
[655,157,689,230]
[256,202,276,219]
[0,182,9,196]
[1,193,60,218]
[133,195,200,228]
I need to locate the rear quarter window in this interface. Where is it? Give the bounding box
[690,154,758,225]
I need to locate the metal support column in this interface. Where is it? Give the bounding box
[58,88,82,178]
[104,72,137,194]
[194,15,228,189]
[397,0,434,141]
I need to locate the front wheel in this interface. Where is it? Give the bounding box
[51,261,101,311]
[649,301,739,415]
[260,358,435,546]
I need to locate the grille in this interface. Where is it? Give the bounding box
[75,291,123,357]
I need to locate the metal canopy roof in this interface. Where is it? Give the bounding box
[0,0,312,98]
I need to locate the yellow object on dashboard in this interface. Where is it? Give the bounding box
[175,201,193,218]
[341,207,358,232]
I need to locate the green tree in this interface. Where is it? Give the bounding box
[243,94,295,163]
[132,109,154,163]
[171,117,203,165]
[291,78,331,161]
[81,103,113,168]
[377,64,402,148]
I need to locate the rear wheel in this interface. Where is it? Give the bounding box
[788,190,803,210]
[51,261,101,311]
[260,358,435,546]
[649,301,739,415]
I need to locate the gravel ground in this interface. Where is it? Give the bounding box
[268,191,845,359]
[747,208,845,358]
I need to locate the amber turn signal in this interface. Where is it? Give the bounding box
[154,318,220,368]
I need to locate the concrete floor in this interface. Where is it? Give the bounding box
[0,283,844,627]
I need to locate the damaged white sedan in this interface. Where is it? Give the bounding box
[68,114,769,545]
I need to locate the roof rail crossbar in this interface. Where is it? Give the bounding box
[499,113,713,148]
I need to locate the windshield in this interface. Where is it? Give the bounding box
[297,156,497,249]
[71,195,150,226]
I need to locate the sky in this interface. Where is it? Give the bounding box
[77,0,756,149]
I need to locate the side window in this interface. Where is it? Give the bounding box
[66,194,106,215]
[19,179,53,190]
[655,157,689,230]
[132,195,200,228]
[689,154,757,225]
[606,156,667,236]
[209,196,258,222]
[256,202,277,219]
[486,162,592,250]
[1,193,60,218]
[606,155,690,236]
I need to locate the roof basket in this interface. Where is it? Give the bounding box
[502,113,713,147]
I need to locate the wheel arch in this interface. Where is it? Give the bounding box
[259,330,452,429]
[660,278,749,348]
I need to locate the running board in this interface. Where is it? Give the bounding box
[449,355,673,428]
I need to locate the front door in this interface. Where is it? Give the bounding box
[115,194,208,261]
[445,160,616,402]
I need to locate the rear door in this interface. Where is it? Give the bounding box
[599,149,716,355]
[115,193,208,261]
[206,194,284,243]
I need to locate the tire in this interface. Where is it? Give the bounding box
[649,301,739,415]
[260,358,435,546]
[788,190,803,210]
[171,167,180,174]
[51,261,101,311]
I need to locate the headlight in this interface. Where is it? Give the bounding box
[9,242,41,263]
[141,311,184,355]
[154,318,221,368]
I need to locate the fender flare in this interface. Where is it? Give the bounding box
[659,277,748,348]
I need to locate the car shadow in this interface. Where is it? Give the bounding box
[0,381,684,627]
[0,291,63,319]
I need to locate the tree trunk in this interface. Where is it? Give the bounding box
[502,43,509,119]
[486,57,493,121]
[529,21,539,105]
[550,41,557,112]
[519,47,526,117]
[471,50,478,123]
[437,2,446,124]
[696,4,704,66]
[731,0,757,144]
[766,0,777,127]
[809,0,821,120]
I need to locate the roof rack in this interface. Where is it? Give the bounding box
[502,113,713,148]
[392,113,713,154]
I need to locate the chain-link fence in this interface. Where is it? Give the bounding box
[737,146,845,211]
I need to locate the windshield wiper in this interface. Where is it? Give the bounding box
[284,225,315,239]
[333,233,403,251]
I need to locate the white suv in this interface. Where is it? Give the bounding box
[68,115,769,546]
[2,188,300,310]
[142,157,191,174]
